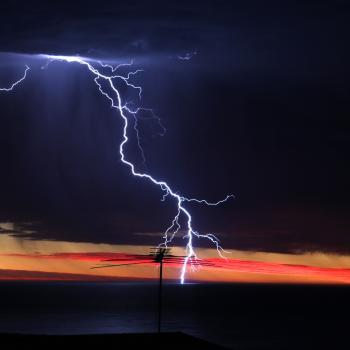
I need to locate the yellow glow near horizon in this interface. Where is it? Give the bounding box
[1,225,350,283]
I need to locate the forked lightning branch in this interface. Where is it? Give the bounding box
[0,54,233,283]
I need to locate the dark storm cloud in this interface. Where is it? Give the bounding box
[1,205,350,255]
[0,0,348,76]
[0,1,349,254]
[0,1,226,57]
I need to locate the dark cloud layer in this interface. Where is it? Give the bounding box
[0,1,349,253]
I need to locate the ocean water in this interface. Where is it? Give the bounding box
[0,282,348,349]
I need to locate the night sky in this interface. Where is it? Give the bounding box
[0,0,349,272]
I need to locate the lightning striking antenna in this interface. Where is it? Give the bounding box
[0,54,233,283]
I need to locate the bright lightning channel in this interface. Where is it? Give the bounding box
[0,65,30,91]
[0,54,233,284]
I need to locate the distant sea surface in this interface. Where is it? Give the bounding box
[0,282,348,349]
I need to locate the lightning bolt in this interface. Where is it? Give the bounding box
[0,65,30,91]
[0,54,233,284]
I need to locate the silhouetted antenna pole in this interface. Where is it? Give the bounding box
[151,247,169,333]
[158,255,163,333]
[92,248,222,333]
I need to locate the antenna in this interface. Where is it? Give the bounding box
[92,249,221,332]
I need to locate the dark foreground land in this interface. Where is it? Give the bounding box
[0,283,348,349]
[0,332,226,349]
[0,330,346,350]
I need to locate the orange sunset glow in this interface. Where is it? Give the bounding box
[1,224,350,284]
